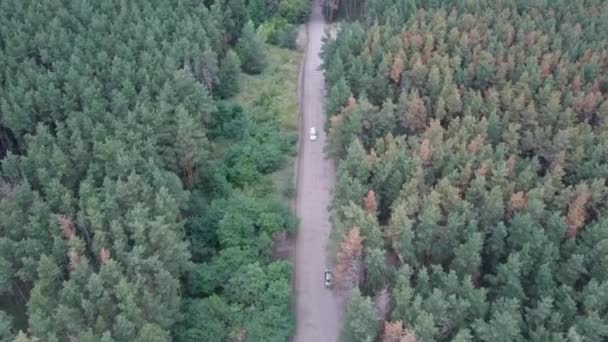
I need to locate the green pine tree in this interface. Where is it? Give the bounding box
[237,20,267,74]
[217,49,241,99]
[344,288,377,342]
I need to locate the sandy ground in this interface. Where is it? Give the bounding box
[292,0,343,341]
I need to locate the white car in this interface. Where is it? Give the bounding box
[310,127,317,141]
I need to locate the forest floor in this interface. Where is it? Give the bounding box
[292,0,343,341]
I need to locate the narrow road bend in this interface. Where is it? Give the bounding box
[293,0,342,341]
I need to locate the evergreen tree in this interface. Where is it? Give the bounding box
[345,288,378,342]
[237,20,267,74]
[175,106,209,187]
[326,77,352,117]
[0,311,13,341]
[364,247,386,292]
[217,49,241,99]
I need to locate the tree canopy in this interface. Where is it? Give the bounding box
[0,0,302,340]
[323,1,608,341]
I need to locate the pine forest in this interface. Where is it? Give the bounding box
[0,0,310,340]
[324,0,608,341]
[2,0,608,341]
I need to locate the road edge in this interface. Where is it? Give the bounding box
[290,24,308,213]
[289,20,310,342]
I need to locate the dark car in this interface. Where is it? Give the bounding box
[324,269,333,288]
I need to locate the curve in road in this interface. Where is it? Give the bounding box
[293,0,342,341]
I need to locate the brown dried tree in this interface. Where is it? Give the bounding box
[68,249,82,270]
[345,95,357,112]
[383,321,417,342]
[566,184,590,238]
[402,91,427,131]
[384,321,404,342]
[364,190,378,214]
[510,191,527,211]
[467,134,484,154]
[59,215,76,241]
[572,73,582,93]
[335,228,363,293]
[390,55,404,84]
[419,139,434,166]
[367,148,378,164]
[474,162,489,178]
[99,248,111,265]
[375,287,390,323]
[506,155,517,177]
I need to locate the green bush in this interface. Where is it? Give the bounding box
[283,173,296,199]
[269,24,298,50]
[187,263,221,297]
[209,103,251,139]
[257,20,277,43]
[278,0,311,24]
[257,18,298,50]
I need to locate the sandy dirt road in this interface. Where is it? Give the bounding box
[292,0,342,341]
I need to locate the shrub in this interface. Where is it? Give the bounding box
[258,18,299,50]
[283,173,296,199]
[269,24,298,50]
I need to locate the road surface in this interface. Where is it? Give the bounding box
[293,0,342,341]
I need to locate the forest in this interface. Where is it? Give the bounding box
[0,0,310,340]
[322,0,608,341]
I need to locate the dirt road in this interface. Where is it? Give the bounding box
[293,0,342,341]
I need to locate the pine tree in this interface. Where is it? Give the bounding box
[451,232,483,279]
[427,65,442,102]
[237,20,267,74]
[327,97,364,159]
[217,49,241,99]
[175,106,209,187]
[473,298,524,342]
[413,312,436,342]
[0,311,13,341]
[387,204,416,267]
[326,77,352,117]
[135,324,170,342]
[338,139,372,183]
[247,0,272,25]
[345,288,378,342]
[364,247,386,292]
[12,331,38,342]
